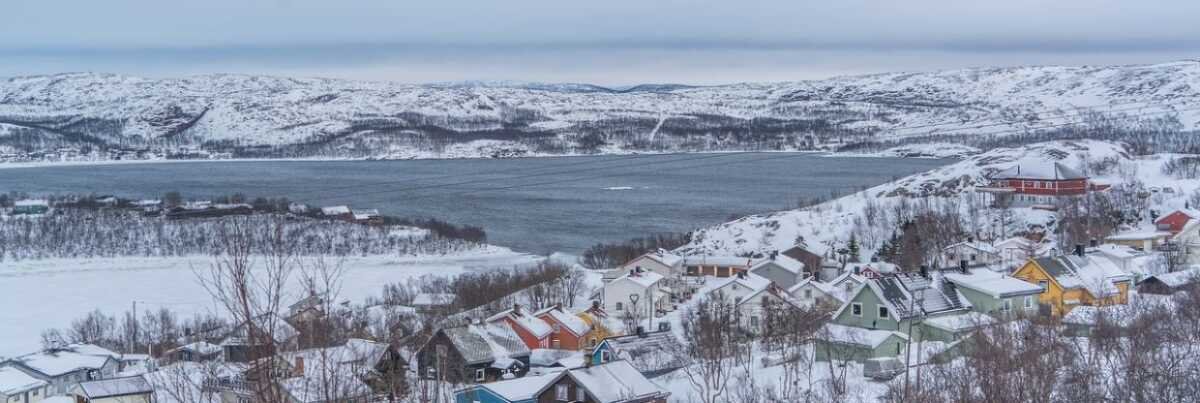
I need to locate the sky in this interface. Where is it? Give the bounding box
[3,0,1199,85]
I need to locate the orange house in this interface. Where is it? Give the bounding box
[1012,252,1132,316]
[534,305,593,350]
[486,305,552,349]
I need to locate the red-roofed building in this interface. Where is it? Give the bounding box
[486,305,553,349]
[534,305,593,350]
[1155,209,1200,235]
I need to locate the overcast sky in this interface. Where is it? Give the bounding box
[3,0,1199,85]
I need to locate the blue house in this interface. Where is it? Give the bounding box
[590,331,686,378]
[454,373,557,403]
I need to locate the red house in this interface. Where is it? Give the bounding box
[533,305,593,350]
[486,305,553,349]
[1155,209,1200,235]
[990,162,1092,196]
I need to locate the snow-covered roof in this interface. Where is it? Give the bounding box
[487,307,553,339]
[282,339,391,370]
[412,293,456,306]
[787,277,836,297]
[1034,255,1132,298]
[567,360,669,403]
[167,341,222,356]
[751,254,806,274]
[944,270,1042,298]
[221,314,298,346]
[682,255,753,267]
[993,162,1086,180]
[439,322,531,366]
[534,306,592,336]
[1090,244,1144,260]
[320,205,351,215]
[820,323,908,348]
[7,344,116,377]
[74,375,153,398]
[845,261,900,276]
[710,272,773,296]
[1146,268,1200,289]
[845,273,968,320]
[627,250,683,268]
[599,332,688,374]
[1106,229,1171,241]
[278,371,372,403]
[0,366,46,394]
[13,199,49,207]
[612,270,665,288]
[943,241,998,255]
[463,373,558,401]
[922,311,996,333]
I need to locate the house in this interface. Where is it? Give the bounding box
[1156,209,1200,264]
[287,294,327,324]
[682,256,753,278]
[533,305,593,350]
[1138,268,1200,295]
[602,270,669,320]
[351,209,384,225]
[830,273,970,342]
[319,206,353,221]
[980,162,1105,207]
[161,342,222,363]
[781,245,836,279]
[70,375,154,403]
[615,251,684,282]
[1089,243,1163,283]
[993,236,1051,265]
[454,360,669,403]
[486,305,554,349]
[843,261,900,280]
[704,272,793,334]
[575,302,622,350]
[787,277,846,308]
[279,339,406,399]
[748,252,806,290]
[11,200,50,216]
[1,344,120,395]
[1012,249,1134,316]
[943,268,1043,317]
[827,272,866,296]
[814,323,908,363]
[288,203,310,215]
[941,239,1001,268]
[591,332,686,378]
[415,322,532,384]
[219,314,299,363]
[412,293,456,314]
[0,366,49,403]
[1106,229,1171,251]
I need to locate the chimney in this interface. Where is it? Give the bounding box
[959,260,968,274]
[770,251,778,260]
[870,256,879,263]
[853,265,861,275]
[1089,238,1098,248]
[513,304,521,315]
[591,300,601,310]
[636,326,645,337]
[967,236,974,243]
[736,271,747,280]
[293,356,305,377]
[1074,244,1085,257]
[919,265,929,278]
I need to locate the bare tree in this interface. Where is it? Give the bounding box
[677,298,744,403]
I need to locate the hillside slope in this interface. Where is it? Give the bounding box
[2,61,1199,159]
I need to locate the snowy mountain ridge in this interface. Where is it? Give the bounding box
[1,60,1199,159]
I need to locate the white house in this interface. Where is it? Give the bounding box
[748,252,806,290]
[612,250,684,282]
[602,270,669,320]
[941,239,1001,267]
[993,237,1050,266]
[787,277,845,308]
[1,344,120,395]
[0,366,49,403]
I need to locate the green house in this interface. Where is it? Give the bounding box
[826,272,971,348]
[943,269,1043,317]
[815,323,908,362]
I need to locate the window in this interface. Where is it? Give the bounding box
[589,338,597,348]
[1024,296,1034,310]
[615,302,623,311]
[852,303,863,317]
[475,368,485,382]
[555,384,569,400]
[804,289,813,298]
[600,350,612,362]
[1002,299,1012,312]
[750,316,759,328]
[436,345,447,358]
[577,387,586,401]
[735,296,742,305]
[878,306,889,319]
[1038,280,1049,293]
[970,254,977,261]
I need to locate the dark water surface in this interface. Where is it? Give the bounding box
[0,153,946,254]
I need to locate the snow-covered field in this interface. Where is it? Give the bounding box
[0,247,539,358]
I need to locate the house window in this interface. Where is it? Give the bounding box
[1038,280,1049,293]
[735,296,742,305]
[475,368,485,382]
[804,289,813,298]
[852,303,863,317]
[615,302,623,311]
[750,316,760,328]
[1002,299,1012,312]
[1024,296,1034,310]
[970,254,977,261]
[436,345,447,358]
[878,306,889,319]
[556,384,569,400]
[601,350,612,362]
[577,388,586,401]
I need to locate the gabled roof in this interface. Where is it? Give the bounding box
[627,250,683,268]
[612,270,665,288]
[74,375,153,398]
[750,254,806,275]
[5,344,117,377]
[943,241,999,255]
[320,205,351,215]
[835,273,968,320]
[533,306,592,337]
[993,162,1086,180]
[1032,255,1132,297]
[820,323,907,348]
[597,332,688,374]
[563,360,670,403]
[922,311,997,333]
[438,322,531,366]
[944,270,1042,298]
[1144,268,1200,289]
[221,313,298,346]
[459,372,561,401]
[0,366,46,395]
[487,307,554,339]
[682,256,754,267]
[709,273,772,296]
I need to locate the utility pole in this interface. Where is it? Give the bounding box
[131,300,138,353]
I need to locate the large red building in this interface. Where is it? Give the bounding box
[1155,209,1200,235]
[982,162,1108,207]
[486,305,552,349]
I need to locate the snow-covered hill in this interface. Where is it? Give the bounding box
[678,140,1170,259]
[2,61,1199,159]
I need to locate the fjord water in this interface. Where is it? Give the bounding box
[0,153,945,254]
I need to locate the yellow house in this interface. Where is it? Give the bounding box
[577,304,621,350]
[1013,252,1133,316]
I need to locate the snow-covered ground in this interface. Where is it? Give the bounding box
[0,247,539,358]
